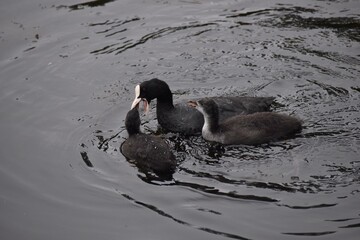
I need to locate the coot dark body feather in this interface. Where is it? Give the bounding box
[121,106,176,179]
[131,78,275,135]
[191,98,302,145]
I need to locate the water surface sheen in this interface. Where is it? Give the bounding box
[1,0,359,239]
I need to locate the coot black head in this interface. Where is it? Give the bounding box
[131,78,173,109]
[125,105,141,135]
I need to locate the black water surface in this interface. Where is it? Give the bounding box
[1,0,359,239]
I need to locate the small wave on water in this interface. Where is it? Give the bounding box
[57,0,117,11]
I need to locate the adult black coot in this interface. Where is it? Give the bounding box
[189,98,302,145]
[121,104,176,180]
[131,78,275,135]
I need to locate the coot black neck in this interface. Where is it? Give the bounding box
[157,91,174,110]
[153,79,174,110]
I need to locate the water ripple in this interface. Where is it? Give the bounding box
[90,17,141,33]
[282,231,336,236]
[307,80,349,96]
[57,0,116,11]
[338,223,360,229]
[278,203,337,209]
[226,5,360,41]
[225,6,318,19]
[90,22,218,55]
[174,180,278,203]
[120,192,252,240]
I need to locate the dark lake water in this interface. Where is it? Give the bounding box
[1,0,360,239]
